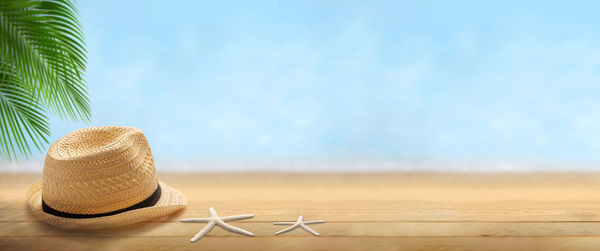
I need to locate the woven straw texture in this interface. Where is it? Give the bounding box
[26,126,187,230]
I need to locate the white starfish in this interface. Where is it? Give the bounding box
[273,216,326,236]
[181,207,255,242]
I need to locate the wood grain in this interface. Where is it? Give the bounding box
[1,172,600,250]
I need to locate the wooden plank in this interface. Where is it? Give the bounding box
[3,236,600,251]
[5,199,600,222]
[5,206,600,222]
[5,221,600,237]
[3,172,600,250]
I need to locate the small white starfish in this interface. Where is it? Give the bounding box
[181,207,255,242]
[273,216,326,236]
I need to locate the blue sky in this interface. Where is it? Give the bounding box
[44,0,600,166]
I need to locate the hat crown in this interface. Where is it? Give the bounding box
[42,126,158,215]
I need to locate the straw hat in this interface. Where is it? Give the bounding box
[26,126,187,230]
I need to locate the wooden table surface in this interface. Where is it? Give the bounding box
[2,172,600,250]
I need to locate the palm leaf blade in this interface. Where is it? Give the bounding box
[0,0,88,160]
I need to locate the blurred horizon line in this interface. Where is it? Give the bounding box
[4,159,600,172]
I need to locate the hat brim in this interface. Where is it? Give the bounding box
[26,180,187,230]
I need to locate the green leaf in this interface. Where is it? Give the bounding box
[0,0,88,160]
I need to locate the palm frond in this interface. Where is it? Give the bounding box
[0,0,88,160]
[0,60,50,160]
